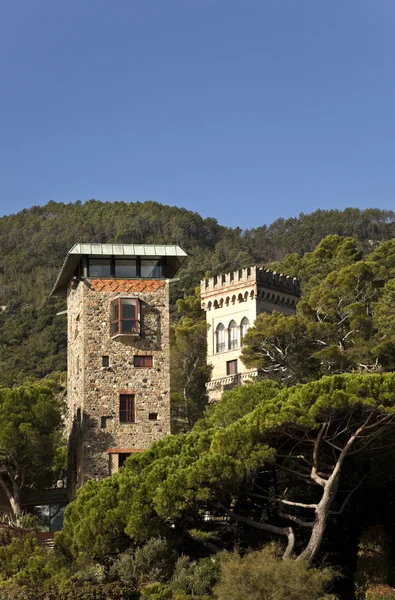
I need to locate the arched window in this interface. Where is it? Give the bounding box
[241,317,250,342]
[228,320,238,350]
[216,323,225,353]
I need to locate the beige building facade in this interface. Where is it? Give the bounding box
[201,266,300,401]
[51,243,187,496]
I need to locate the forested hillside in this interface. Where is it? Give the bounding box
[1,200,395,387]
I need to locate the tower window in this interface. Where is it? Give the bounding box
[114,259,137,278]
[228,320,238,350]
[88,258,111,277]
[141,259,162,278]
[226,360,238,375]
[134,355,153,368]
[102,356,110,368]
[149,412,158,421]
[119,394,135,423]
[111,298,140,336]
[215,323,225,353]
[240,317,250,342]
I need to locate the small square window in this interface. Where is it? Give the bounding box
[102,356,109,368]
[134,355,153,368]
[226,360,238,376]
[149,412,158,421]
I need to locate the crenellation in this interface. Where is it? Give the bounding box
[201,264,300,401]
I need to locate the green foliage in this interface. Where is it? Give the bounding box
[111,537,177,590]
[171,288,211,432]
[213,544,337,600]
[242,236,395,383]
[170,555,219,597]
[2,201,395,387]
[0,383,64,516]
[197,379,283,429]
[59,373,395,565]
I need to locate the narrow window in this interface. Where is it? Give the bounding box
[102,356,109,368]
[134,355,153,368]
[216,323,225,353]
[111,298,140,336]
[149,412,158,421]
[240,317,250,342]
[119,394,135,423]
[226,360,238,375]
[228,320,238,350]
[100,416,107,429]
[114,259,137,278]
[118,453,131,468]
[141,259,162,278]
[88,258,111,277]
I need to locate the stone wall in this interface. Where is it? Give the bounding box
[67,278,171,489]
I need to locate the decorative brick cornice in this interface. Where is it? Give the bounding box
[105,448,143,454]
[89,279,166,293]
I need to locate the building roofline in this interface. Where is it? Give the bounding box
[51,244,187,296]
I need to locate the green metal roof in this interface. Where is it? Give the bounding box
[51,243,187,296]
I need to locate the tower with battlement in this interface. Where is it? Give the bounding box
[51,243,187,496]
[200,266,300,401]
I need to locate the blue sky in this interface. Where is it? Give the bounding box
[1,1,395,230]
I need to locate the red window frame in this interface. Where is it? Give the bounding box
[111,298,140,336]
[134,355,153,368]
[119,394,135,423]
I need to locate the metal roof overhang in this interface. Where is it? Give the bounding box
[50,243,187,296]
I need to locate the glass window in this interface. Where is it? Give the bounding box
[226,360,238,375]
[228,320,238,350]
[114,259,137,278]
[111,298,140,336]
[141,259,162,278]
[216,323,225,353]
[119,394,135,423]
[134,355,153,367]
[241,317,250,341]
[88,259,111,277]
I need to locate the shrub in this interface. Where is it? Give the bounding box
[171,555,219,597]
[213,544,337,600]
[365,585,395,600]
[111,537,177,591]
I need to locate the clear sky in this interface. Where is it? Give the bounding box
[1,1,395,230]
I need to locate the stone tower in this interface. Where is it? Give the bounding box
[200,266,300,401]
[51,243,187,495]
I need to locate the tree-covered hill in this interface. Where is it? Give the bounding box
[1,200,395,387]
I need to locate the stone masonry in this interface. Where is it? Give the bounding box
[67,278,171,492]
